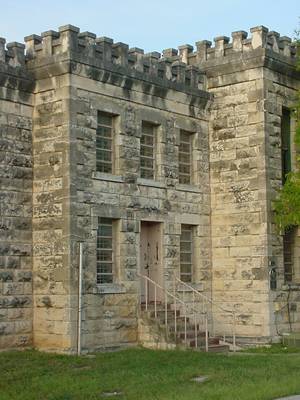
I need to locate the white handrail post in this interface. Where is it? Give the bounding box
[174,296,177,339]
[205,312,209,352]
[194,311,197,349]
[165,290,168,338]
[145,276,148,311]
[184,305,187,346]
[212,301,215,338]
[173,272,176,299]
[193,291,197,348]
[233,311,236,352]
[77,242,83,356]
[154,285,157,319]
[202,298,204,333]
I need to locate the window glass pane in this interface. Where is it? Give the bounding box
[141,146,154,157]
[97,263,113,274]
[180,241,192,252]
[180,143,190,154]
[97,237,112,249]
[179,165,190,175]
[98,274,113,284]
[141,158,154,169]
[141,135,154,146]
[96,137,112,149]
[97,126,112,138]
[96,163,112,173]
[180,253,192,263]
[98,223,112,235]
[142,122,154,135]
[181,229,192,240]
[98,113,112,127]
[180,176,190,185]
[180,264,192,274]
[141,169,154,179]
[181,274,192,283]
[97,250,112,261]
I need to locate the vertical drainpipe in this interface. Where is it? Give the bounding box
[77,242,83,355]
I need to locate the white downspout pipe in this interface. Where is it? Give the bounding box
[77,242,83,356]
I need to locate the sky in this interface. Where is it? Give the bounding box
[0,0,299,53]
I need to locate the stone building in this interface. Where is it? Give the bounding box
[0,24,299,353]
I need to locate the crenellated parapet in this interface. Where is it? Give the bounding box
[173,26,296,66]
[0,37,26,67]
[0,24,297,91]
[20,25,205,90]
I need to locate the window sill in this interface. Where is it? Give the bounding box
[176,184,201,193]
[94,283,127,294]
[282,283,300,291]
[176,282,204,292]
[92,172,124,183]
[137,178,166,188]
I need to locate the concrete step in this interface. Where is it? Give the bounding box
[177,330,207,339]
[189,336,220,347]
[149,309,181,319]
[282,333,300,348]
[141,302,172,311]
[202,344,230,353]
[168,331,205,342]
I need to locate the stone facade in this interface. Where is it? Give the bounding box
[0,25,299,352]
[0,44,34,349]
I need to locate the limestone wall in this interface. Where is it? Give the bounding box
[264,66,300,334]
[208,64,271,338]
[29,69,78,352]
[70,70,211,351]
[197,28,299,340]
[18,24,211,352]
[0,24,299,352]
[0,41,34,349]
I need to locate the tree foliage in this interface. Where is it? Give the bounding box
[273,33,300,231]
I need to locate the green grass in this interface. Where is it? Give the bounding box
[242,343,300,354]
[1,347,300,400]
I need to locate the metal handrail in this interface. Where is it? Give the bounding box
[174,275,234,315]
[138,273,208,350]
[174,275,236,351]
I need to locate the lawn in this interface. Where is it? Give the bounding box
[1,347,300,400]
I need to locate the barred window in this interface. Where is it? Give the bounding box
[281,107,291,184]
[179,130,192,184]
[96,112,113,173]
[97,218,114,284]
[283,228,295,283]
[180,225,193,282]
[140,122,156,179]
